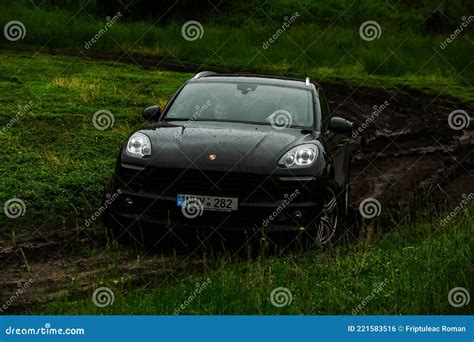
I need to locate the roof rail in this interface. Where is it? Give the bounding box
[193,71,217,79]
[305,77,310,85]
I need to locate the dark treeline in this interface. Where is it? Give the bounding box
[96,0,224,20]
[31,0,474,33]
[33,0,232,19]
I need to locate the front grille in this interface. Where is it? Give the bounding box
[118,167,309,203]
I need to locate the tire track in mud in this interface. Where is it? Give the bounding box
[0,230,208,312]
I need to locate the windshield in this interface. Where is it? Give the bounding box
[164,81,314,128]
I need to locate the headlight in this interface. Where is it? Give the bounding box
[126,132,151,158]
[278,144,319,168]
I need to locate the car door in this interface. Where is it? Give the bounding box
[319,89,351,191]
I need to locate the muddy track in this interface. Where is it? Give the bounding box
[1,53,473,311]
[324,84,473,209]
[0,228,210,313]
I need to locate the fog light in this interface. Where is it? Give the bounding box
[293,210,302,219]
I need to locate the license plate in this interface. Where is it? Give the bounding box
[177,194,238,211]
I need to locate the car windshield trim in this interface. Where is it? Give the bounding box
[193,78,310,89]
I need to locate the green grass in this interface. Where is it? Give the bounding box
[0,51,191,231]
[1,2,473,103]
[36,206,473,314]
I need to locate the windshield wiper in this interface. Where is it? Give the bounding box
[163,118,191,121]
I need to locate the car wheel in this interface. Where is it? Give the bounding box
[314,184,341,245]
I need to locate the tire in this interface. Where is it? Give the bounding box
[337,177,354,245]
[309,181,348,247]
[261,181,348,251]
[317,184,341,244]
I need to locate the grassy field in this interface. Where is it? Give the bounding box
[0,51,191,232]
[36,206,473,315]
[1,1,473,103]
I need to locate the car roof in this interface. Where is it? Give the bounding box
[189,71,320,90]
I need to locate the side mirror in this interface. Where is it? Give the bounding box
[142,105,161,121]
[329,116,352,134]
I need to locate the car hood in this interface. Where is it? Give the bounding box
[122,121,320,173]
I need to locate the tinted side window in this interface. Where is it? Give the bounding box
[319,90,331,132]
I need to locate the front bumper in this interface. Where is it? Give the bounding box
[106,164,328,231]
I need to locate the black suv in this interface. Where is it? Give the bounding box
[104,72,352,244]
